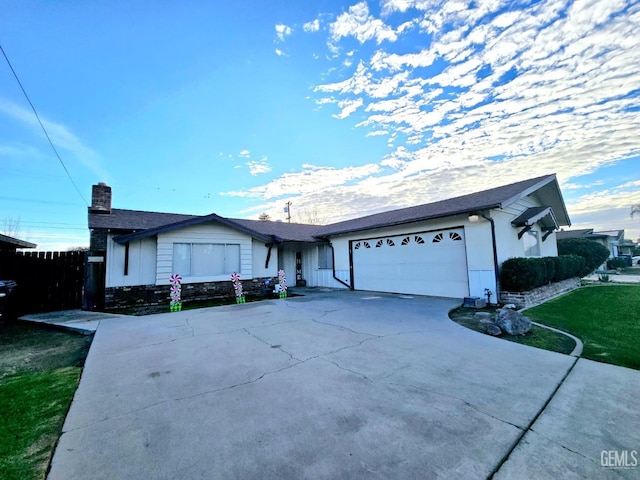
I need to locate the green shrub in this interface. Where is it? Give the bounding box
[563,254,586,278]
[606,258,627,269]
[500,254,586,292]
[557,238,610,276]
[550,256,567,282]
[541,257,556,284]
[500,257,548,291]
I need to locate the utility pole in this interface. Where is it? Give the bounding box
[284,201,292,223]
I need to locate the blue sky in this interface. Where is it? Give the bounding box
[1,0,639,250]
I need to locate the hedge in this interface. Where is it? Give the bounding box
[607,257,628,269]
[500,255,585,292]
[557,238,610,277]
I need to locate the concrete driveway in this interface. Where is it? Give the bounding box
[48,290,639,479]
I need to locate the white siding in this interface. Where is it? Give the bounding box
[493,196,558,264]
[252,239,278,278]
[106,235,157,287]
[156,223,252,285]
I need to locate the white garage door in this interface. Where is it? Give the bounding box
[352,228,470,298]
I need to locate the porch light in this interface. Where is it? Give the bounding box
[468,214,480,223]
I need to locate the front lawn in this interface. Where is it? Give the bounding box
[526,285,640,370]
[0,321,92,479]
[449,306,576,355]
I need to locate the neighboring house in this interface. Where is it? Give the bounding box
[87,174,570,311]
[556,228,627,258]
[0,233,36,252]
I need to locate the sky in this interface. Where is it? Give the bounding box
[0,0,639,251]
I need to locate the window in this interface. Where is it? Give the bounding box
[173,243,240,276]
[401,236,410,245]
[317,245,333,269]
[523,231,540,257]
[433,233,444,243]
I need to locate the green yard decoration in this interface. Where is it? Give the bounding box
[169,274,183,312]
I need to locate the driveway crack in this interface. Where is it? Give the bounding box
[321,358,373,383]
[528,428,600,467]
[388,381,524,431]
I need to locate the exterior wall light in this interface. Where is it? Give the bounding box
[468,214,480,223]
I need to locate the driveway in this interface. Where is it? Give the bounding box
[48,290,639,479]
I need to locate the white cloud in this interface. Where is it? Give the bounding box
[330,1,398,44]
[246,158,272,176]
[225,162,381,199]
[333,98,364,119]
[234,0,640,239]
[303,19,320,32]
[239,149,250,158]
[275,23,292,42]
[275,48,286,56]
[0,99,108,180]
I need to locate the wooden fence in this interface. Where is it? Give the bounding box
[0,250,85,315]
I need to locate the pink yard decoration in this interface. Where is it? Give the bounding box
[169,274,182,311]
[231,272,245,303]
[277,269,287,298]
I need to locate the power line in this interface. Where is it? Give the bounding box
[0,43,89,206]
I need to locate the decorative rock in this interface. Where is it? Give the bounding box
[486,324,502,336]
[495,308,531,335]
[503,303,517,310]
[479,318,495,324]
[475,312,492,317]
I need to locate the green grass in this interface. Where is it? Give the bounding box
[0,321,91,479]
[526,285,640,370]
[0,367,80,480]
[449,307,576,355]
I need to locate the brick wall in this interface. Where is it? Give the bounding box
[105,276,279,311]
[500,277,580,309]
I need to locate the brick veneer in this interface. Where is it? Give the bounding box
[499,277,580,309]
[105,276,278,311]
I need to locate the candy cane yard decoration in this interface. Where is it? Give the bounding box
[169,274,183,311]
[230,272,245,304]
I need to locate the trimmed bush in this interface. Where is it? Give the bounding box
[557,238,610,276]
[500,254,586,292]
[607,258,627,269]
[500,257,543,292]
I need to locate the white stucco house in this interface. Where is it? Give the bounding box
[85,174,570,311]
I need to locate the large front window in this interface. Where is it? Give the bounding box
[173,243,240,276]
[523,231,540,257]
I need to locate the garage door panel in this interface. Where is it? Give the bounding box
[352,229,469,298]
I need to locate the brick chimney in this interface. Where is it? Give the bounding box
[90,182,112,214]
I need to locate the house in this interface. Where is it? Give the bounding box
[86,174,570,311]
[0,233,36,252]
[556,228,629,258]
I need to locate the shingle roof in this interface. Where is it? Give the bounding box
[90,174,568,244]
[231,219,327,243]
[88,208,197,231]
[0,233,37,250]
[316,174,561,237]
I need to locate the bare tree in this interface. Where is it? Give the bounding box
[1,216,29,240]
[258,212,272,221]
[632,204,640,219]
[296,207,328,225]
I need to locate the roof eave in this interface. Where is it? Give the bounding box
[317,204,501,238]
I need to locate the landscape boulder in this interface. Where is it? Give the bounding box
[494,308,531,335]
[486,324,502,336]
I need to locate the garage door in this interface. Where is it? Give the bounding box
[352,228,470,298]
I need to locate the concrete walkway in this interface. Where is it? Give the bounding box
[46,291,639,479]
